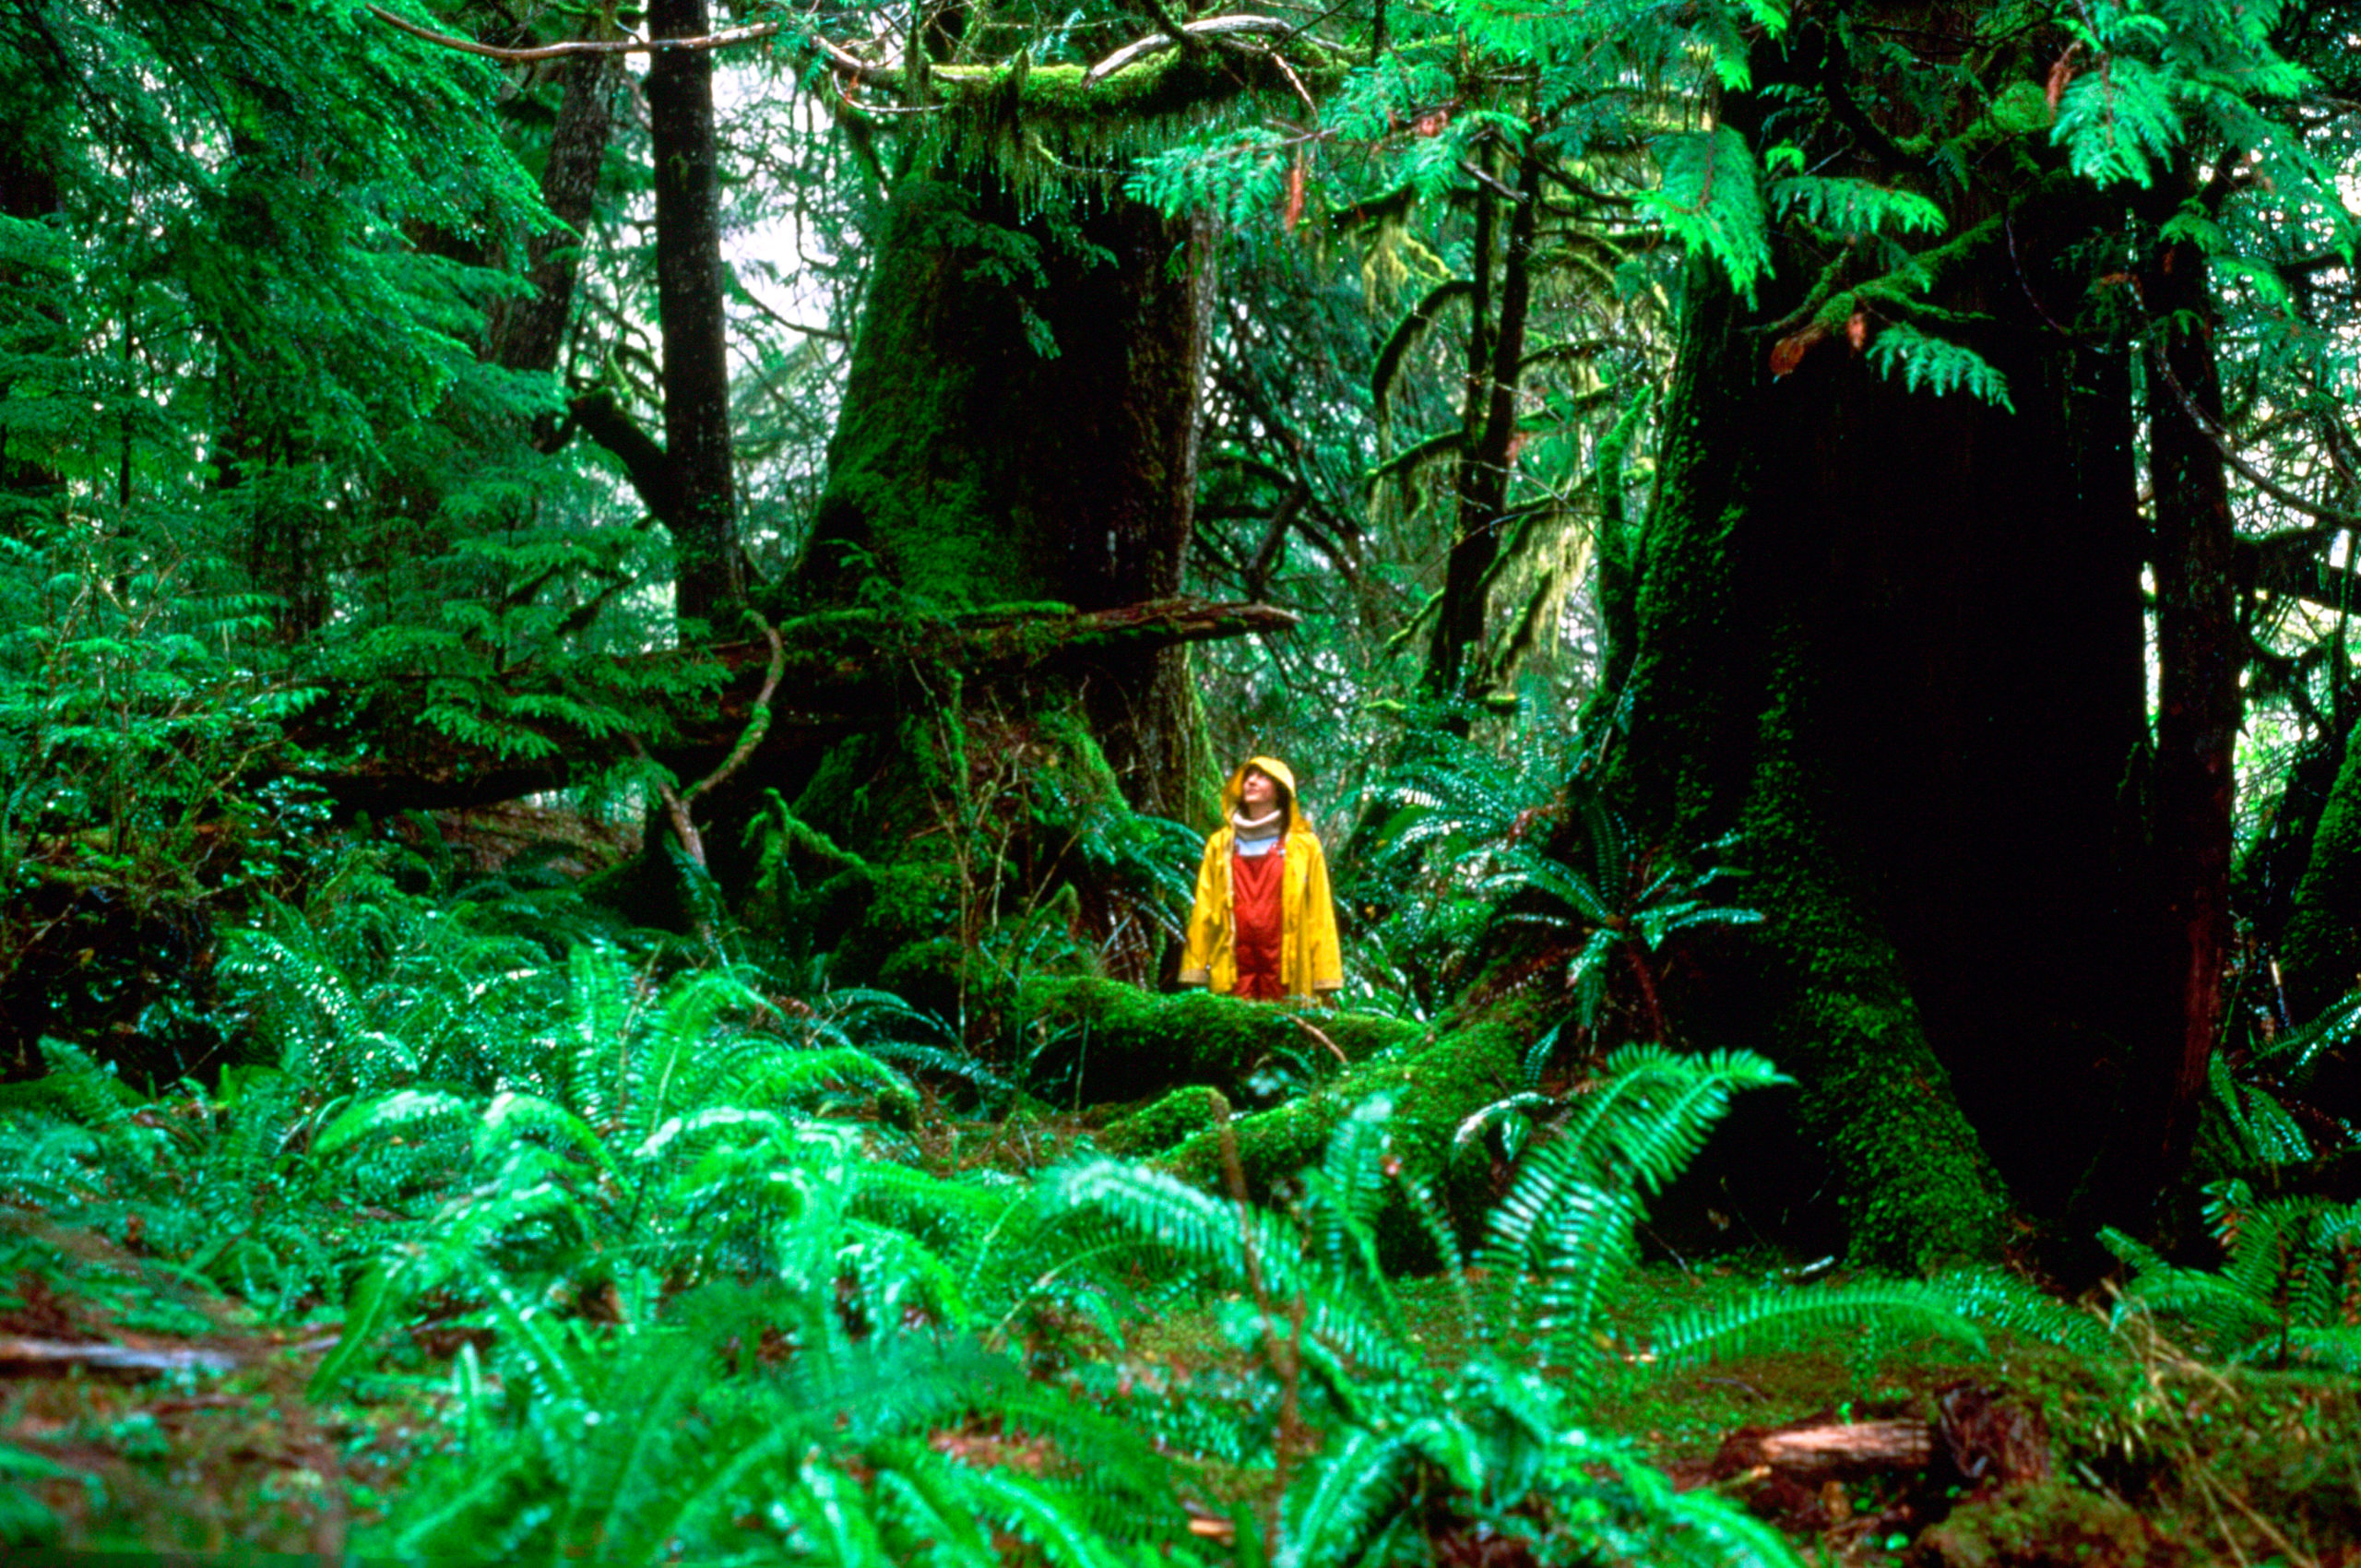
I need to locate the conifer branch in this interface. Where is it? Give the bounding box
[366,2,1302,97]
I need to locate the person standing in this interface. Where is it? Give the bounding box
[1179,757,1344,1002]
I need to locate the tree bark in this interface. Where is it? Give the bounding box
[795,175,1216,821]
[1424,140,1544,709]
[647,0,744,633]
[2142,172,2242,1189]
[1596,41,2160,1264]
[489,50,622,381]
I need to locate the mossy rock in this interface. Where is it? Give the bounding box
[1017,977,1422,1105]
[1099,1086,1232,1158]
[1914,1480,2178,1568]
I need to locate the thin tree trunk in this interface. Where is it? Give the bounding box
[1423,142,1542,707]
[647,0,744,633]
[490,50,621,382]
[2143,180,2240,1181]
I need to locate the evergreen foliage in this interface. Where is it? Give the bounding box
[6,0,2361,1555]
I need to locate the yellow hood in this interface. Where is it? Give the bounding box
[1221,755,1312,833]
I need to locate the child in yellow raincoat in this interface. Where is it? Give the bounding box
[1179,757,1343,1002]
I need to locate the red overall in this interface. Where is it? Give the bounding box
[1229,846,1287,1001]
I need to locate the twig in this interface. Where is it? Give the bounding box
[0,1335,335,1373]
[685,617,786,807]
[626,614,787,873]
[1291,1016,1350,1066]
[2153,350,2361,529]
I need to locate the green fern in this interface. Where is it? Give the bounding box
[1641,126,1774,303]
[1865,320,2015,410]
[2104,1180,2361,1369]
[2053,51,2186,188]
[1042,1051,1985,1564]
[1770,174,1946,237]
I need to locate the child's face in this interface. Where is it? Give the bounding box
[1240,769,1277,810]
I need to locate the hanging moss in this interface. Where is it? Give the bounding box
[2277,724,2361,1020]
[894,43,1350,205]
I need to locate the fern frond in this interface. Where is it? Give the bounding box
[2053,53,2183,187]
[1771,174,1945,236]
[1931,1265,2115,1359]
[1641,126,1773,303]
[1865,321,2013,410]
[1652,1279,1987,1370]
[1281,1427,1418,1567]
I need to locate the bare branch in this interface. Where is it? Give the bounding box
[1084,14,1299,83]
[363,4,780,61]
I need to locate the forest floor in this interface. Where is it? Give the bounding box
[9,1241,2360,1565]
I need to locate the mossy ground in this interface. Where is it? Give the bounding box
[1112,1257,2361,1567]
[14,1167,2361,1567]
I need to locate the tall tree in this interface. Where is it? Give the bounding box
[1580,0,2355,1263]
[647,0,744,631]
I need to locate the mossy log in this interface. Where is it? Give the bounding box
[1161,1017,1524,1247]
[281,598,1290,817]
[1017,980,1521,1248]
[1099,1085,1233,1158]
[1021,976,1422,1106]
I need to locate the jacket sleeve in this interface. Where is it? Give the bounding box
[1300,838,1345,992]
[1178,837,1223,986]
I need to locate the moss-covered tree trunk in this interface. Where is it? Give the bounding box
[1598,57,2165,1266]
[789,176,1216,816]
[730,175,1218,992]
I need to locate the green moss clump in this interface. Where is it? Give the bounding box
[1738,644,2011,1271]
[791,860,964,993]
[1914,1480,2172,1568]
[1164,1021,1521,1264]
[1099,1086,1232,1158]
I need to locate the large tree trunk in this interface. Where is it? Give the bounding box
[795,175,1216,821]
[1598,55,2161,1266]
[1421,141,1544,709]
[714,175,1220,995]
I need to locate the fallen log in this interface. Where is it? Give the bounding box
[287,597,1299,816]
[0,1334,338,1376]
[1755,1420,1934,1476]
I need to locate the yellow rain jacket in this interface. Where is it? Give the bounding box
[1179,757,1344,1000]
